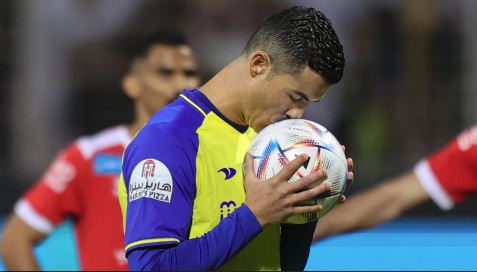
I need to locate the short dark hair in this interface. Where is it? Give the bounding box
[124,30,189,60]
[243,6,345,84]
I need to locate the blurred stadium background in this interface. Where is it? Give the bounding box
[0,0,477,270]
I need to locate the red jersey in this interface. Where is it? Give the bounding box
[414,126,477,210]
[14,126,131,270]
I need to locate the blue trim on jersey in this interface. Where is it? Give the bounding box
[180,89,212,115]
[183,89,249,133]
[122,95,205,251]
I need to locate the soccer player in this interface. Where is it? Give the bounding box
[0,31,199,270]
[313,126,477,241]
[119,6,353,271]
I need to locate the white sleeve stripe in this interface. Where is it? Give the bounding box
[14,199,55,234]
[414,160,454,210]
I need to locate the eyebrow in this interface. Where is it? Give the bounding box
[295,89,325,103]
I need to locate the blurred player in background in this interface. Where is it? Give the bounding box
[0,31,199,270]
[120,6,352,271]
[313,126,477,241]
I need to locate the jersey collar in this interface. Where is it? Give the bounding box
[182,89,249,133]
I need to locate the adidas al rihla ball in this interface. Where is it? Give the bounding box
[248,119,348,224]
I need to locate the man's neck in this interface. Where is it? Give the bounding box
[200,58,247,126]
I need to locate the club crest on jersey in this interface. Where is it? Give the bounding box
[129,159,173,203]
[218,167,237,180]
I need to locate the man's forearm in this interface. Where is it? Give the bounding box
[314,171,430,241]
[127,204,262,271]
[0,216,43,271]
[1,243,40,271]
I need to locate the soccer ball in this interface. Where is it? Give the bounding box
[248,119,348,224]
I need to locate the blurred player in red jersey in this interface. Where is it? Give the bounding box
[0,31,199,270]
[313,126,477,241]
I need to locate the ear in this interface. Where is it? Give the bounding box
[122,74,141,99]
[249,51,271,78]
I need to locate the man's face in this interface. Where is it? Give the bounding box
[246,66,330,132]
[130,44,199,116]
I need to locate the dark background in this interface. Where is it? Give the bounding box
[1,0,476,217]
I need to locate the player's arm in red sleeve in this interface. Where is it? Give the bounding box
[313,171,429,241]
[313,126,477,242]
[415,126,477,209]
[0,143,85,270]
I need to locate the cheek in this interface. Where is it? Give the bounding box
[252,103,286,126]
[145,77,174,94]
[138,84,166,109]
[263,96,289,114]
[252,92,285,115]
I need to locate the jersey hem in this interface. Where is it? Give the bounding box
[125,237,181,252]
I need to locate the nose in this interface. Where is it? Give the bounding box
[285,108,305,119]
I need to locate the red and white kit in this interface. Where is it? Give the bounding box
[15,126,130,270]
[414,126,477,210]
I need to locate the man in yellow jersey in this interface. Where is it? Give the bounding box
[119,6,353,271]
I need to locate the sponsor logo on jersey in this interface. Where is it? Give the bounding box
[93,154,122,175]
[220,200,237,220]
[43,158,76,193]
[218,167,237,180]
[457,126,477,151]
[128,159,173,203]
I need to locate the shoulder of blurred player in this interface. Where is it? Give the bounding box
[16,125,130,233]
[75,125,130,159]
[34,125,129,194]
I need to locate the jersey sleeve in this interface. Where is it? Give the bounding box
[127,204,263,271]
[14,143,85,233]
[414,126,477,210]
[280,221,317,270]
[121,123,197,254]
